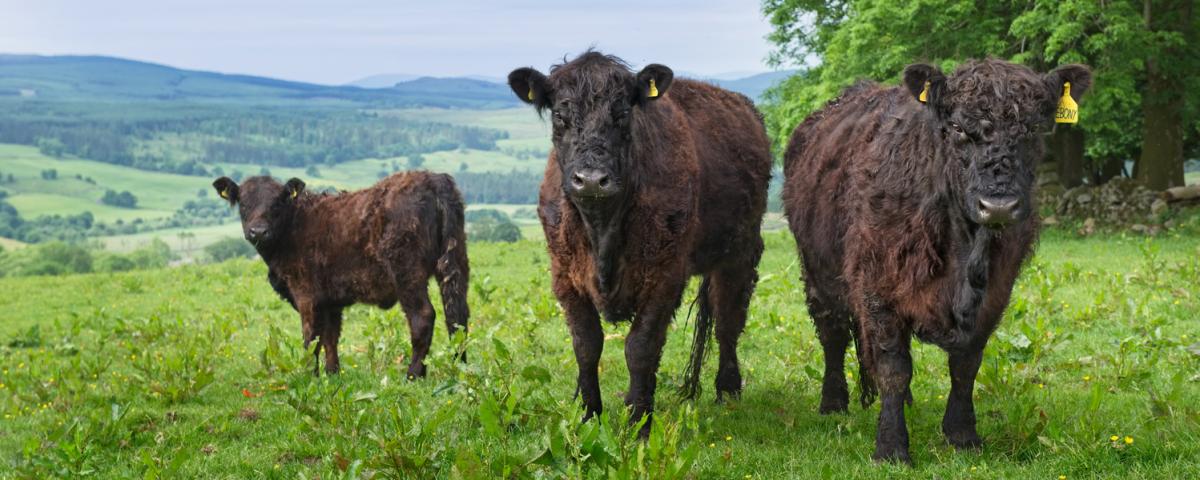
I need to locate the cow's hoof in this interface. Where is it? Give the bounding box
[818,400,849,415]
[715,388,742,404]
[406,364,427,379]
[872,448,912,466]
[945,430,983,450]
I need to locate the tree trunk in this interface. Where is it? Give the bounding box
[1135,71,1186,190]
[1134,0,1190,190]
[1051,124,1086,187]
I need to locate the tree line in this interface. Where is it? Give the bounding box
[0,103,510,176]
[762,0,1198,190]
[454,170,542,204]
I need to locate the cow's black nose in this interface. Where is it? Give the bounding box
[978,197,1019,226]
[247,226,268,241]
[570,169,614,198]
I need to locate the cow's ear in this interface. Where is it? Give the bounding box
[213,177,239,205]
[1044,64,1092,103]
[635,64,673,104]
[508,67,551,112]
[903,63,947,107]
[284,178,306,200]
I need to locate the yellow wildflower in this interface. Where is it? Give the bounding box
[1124,436,1133,445]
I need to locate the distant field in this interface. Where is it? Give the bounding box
[98,222,242,257]
[0,237,25,250]
[0,143,212,223]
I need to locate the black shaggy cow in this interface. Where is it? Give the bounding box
[212,172,469,378]
[783,59,1090,463]
[508,51,772,435]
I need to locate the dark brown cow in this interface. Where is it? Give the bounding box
[212,172,469,378]
[783,59,1090,463]
[508,51,772,435]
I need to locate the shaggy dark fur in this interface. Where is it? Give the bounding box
[212,172,469,378]
[509,51,771,436]
[783,59,1091,464]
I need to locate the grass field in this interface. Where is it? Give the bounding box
[0,144,211,224]
[1,231,1197,478]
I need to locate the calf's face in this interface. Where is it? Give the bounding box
[508,53,673,206]
[904,60,1090,228]
[212,176,306,248]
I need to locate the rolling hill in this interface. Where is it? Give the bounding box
[0,54,518,108]
[708,70,796,101]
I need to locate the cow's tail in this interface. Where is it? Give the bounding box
[681,278,715,400]
[433,175,470,357]
[851,325,877,407]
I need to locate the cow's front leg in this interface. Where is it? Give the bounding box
[561,291,603,420]
[869,308,914,464]
[624,305,673,439]
[943,346,984,449]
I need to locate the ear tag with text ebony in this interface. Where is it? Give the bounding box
[1055,82,1078,124]
[648,79,659,98]
[918,81,929,103]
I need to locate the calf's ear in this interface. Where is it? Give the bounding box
[903,63,947,108]
[284,178,306,200]
[213,177,239,205]
[635,64,673,104]
[508,67,551,112]
[1044,64,1092,102]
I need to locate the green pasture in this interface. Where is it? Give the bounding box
[1,232,1197,478]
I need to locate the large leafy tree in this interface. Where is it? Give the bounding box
[762,0,1198,189]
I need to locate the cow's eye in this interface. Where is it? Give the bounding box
[950,123,964,134]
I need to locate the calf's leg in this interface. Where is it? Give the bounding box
[296,297,323,376]
[399,285,436,379]
[319,308,344,375]
[943,347,984,449]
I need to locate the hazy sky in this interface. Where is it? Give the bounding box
[1,0,780,85]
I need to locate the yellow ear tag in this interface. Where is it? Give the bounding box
[219,189,229,199]
[291,189,298,199]
[918,81,929,103]
[527,89,534,101]
[1055,82,1078,124]
[648,79,659,98]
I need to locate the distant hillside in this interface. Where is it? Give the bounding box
[382,76,516,106]
[346,73,421,88]
[0,54,518,108]
[707,70,796,101]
